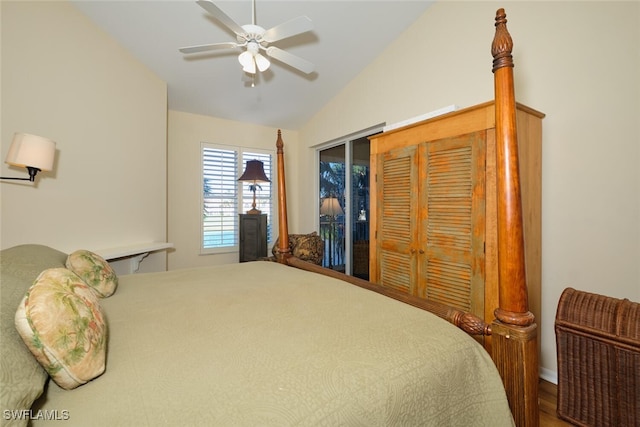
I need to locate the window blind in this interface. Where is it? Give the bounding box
[202,147,238,249]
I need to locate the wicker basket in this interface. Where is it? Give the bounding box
[555,288,640,426]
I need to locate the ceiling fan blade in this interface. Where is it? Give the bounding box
[266,46,315,74]
[196,0,246,37]
[179,42,239,54]
[262,16,313,43]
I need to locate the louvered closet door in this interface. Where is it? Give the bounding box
[418,132,486,316]
[376,145,419,294]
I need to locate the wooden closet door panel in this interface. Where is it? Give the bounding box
[419,132,486,316]
[376,145,419,294]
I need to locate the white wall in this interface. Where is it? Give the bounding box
[167,110,299,270]
[0,1,168,272]
[298,1,640,380]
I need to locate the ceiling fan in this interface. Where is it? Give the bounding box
[179,0,315,75]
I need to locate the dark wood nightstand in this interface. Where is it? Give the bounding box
[239,214,267,262]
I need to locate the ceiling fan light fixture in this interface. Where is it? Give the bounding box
[242,59,256,74]
[238,50,255,73]
[246,40,260,55]
[255,53,270,72]
[239,42,269,74]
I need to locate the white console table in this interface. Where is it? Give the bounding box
[94,242,173,273]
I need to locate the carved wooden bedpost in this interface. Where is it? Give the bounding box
[491,9,539,427]
[275,130,291,262]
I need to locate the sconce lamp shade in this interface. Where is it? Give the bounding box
[1,132,56,182]
[320,197,344,217]
[238,160,270,183]
[5,133,56,172]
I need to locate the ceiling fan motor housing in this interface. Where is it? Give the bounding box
[239,24,267,47]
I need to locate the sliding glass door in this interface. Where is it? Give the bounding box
[319,144,346,271]
[318,128,379,278]
[351,137,371,279]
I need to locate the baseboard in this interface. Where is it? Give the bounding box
[539,367,558,384]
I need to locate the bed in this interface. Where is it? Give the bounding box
[0,9,537,427]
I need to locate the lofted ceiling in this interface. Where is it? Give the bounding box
[71,0,434,130]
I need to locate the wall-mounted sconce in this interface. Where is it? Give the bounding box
[1,133,56,182]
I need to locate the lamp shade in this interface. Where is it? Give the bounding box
[238,160,270,183]
[5,133,56,172]
[320,197,344,217]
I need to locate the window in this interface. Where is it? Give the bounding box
[201,143,274,254]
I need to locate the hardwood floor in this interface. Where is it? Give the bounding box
[539,379,573,426]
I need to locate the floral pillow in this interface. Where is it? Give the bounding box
[14,268,108,390]
[272,232,323,265]
[292,234,323,265]
[66,249,117,297]
[271,234,303,256]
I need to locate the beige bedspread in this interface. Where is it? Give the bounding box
[33,261,513,426]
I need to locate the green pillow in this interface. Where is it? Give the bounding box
[0,245,67,426]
